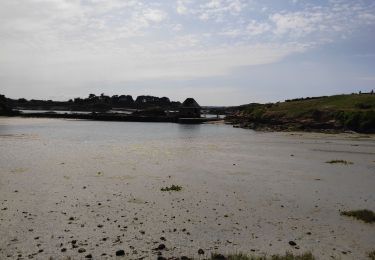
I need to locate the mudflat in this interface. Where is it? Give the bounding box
[0,117,374,259]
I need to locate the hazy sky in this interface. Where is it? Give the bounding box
[1,0,375,105]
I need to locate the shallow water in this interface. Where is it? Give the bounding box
[0,117,374,259]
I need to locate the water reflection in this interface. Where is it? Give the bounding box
[177,124,201,139]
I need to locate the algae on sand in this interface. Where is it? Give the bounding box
[340,209,375,223]
[161,184,182,192]
[326,160,353,165]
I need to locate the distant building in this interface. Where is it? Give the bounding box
[179,98,201,118]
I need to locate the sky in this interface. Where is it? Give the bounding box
[1,0,375,106]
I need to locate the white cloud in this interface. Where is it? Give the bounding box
[269,2,375,39]
[246,20,271,36]
[143,8,167,23]
[176,0,190,14]
[195,0,246,22]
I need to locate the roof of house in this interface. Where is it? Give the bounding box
[181,98,200,108]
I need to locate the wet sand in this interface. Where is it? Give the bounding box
[0,117,374,259]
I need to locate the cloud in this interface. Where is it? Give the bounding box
[197,0,246,21]
[143,8,167,23]
[0,0,375,102]
[246,20,271,36]
[176,0,190,14]
[269,1,375,40]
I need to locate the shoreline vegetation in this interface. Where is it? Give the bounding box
[1,92,375,132]
[226,92,375,133]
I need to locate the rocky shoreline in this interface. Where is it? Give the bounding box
[225,116,349,134]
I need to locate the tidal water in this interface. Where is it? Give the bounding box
[0,117,251,144]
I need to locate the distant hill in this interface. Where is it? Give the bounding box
[227,93,375,133]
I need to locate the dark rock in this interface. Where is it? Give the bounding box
[85,254,93,258]
[61,248,67,252]
[154,244,166,250]
[288,241,297,246]
[198,249,204,255]
[116,250,125,256]
[157,257,166,260]
[212,254,226,260]
[160,237,166,241]
[78,248,86,253]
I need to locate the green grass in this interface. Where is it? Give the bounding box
[161,184,182,192]
[340,209,375,223]
[326,160,353,165]
[238,94,375,132]
[210,252,315,260]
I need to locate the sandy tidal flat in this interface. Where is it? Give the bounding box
[0,117,374,259]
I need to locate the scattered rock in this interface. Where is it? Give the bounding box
[198,249,205,255]
[289,241,297,246]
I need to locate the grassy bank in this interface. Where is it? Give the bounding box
[227,94,375,133]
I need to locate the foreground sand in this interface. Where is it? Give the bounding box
[0,117,374,259]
